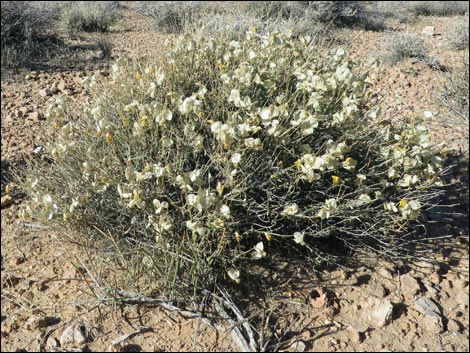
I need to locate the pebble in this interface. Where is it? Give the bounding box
[28,111,41,121]
[456,292,469,306]
[348,327,363,344]
[60,323,87,346]
[422,315,444,334]
[57,81,67,91]
[400,274,421,300]
[38,89,50,97]
[46,336,60,350]
[429,272,441,284]
[414,297,441,317]
[422,26,436,36]
[366,297,393,328]
[290,340,307,352]
[15,107,28,117]
[25,315,54,330]
[377,267,394,280]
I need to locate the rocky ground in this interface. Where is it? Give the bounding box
[1,5,469,352]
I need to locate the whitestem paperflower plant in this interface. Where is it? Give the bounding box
[19,29,447,302]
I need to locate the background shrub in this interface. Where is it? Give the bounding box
[447,15,469,50]
[407,1,469,17]
[1,1,61,77]
[383,31,428,64]
[61,1,121,35]
[20,30,445,301]
[439,55,469,138]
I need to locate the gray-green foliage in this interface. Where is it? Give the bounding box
[61,1,121,34]
[1,1,61,76]
[407,1,469,16]
[21,31,445,301]
[448,15,469,50]
[439,56,469,136]
[383,31,429,64]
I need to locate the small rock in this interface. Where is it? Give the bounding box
[15,107,28,118]
[422,315,444,334]
[46,336,60,350]
[453,279,469,290]
[414,260,436,274]
[1,195,14,208]
[290,340,307,352]
[28,111,41,121]
[422,26,436,36]
[400,274,421,300]
[456,292,469,306]
[366,297,393,328]
[377,267,394,280]
[348,328,363,344]
[60,323,87,346]
[25,316,52,330]
[57,81,67,91]
[414,297,441,317]
[38,89,50,97]
[447,319,462,333]
[429,272,441,284]
[373,281,388,298]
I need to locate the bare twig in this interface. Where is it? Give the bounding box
[111,326,153,345]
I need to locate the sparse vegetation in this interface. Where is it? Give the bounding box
[61,1,121,35]
[1,1,61,77]
[439,55,469,138]
[407,1,469,17]
[383,31,428,64]
[448,15,469,50]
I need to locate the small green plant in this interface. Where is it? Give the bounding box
[383,31,428,64]
[20,30,445,302]
[61,1,120,34]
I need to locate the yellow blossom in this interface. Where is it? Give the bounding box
[332,175,341,185]
[265,233,273,241]
[399,198,407,208]
[106,133,113,143]
[135,73,142,80]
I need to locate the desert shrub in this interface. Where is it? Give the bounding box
[96,35,114,59]
[135,1,210,33]
[407,1,469,16]
[20,30,445,301]
[61,1,120,34]
[439,56,469,137]
[448,15,469,50]
[373,1,413,23]
[383,31,428,64]
[1,1,61,76]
